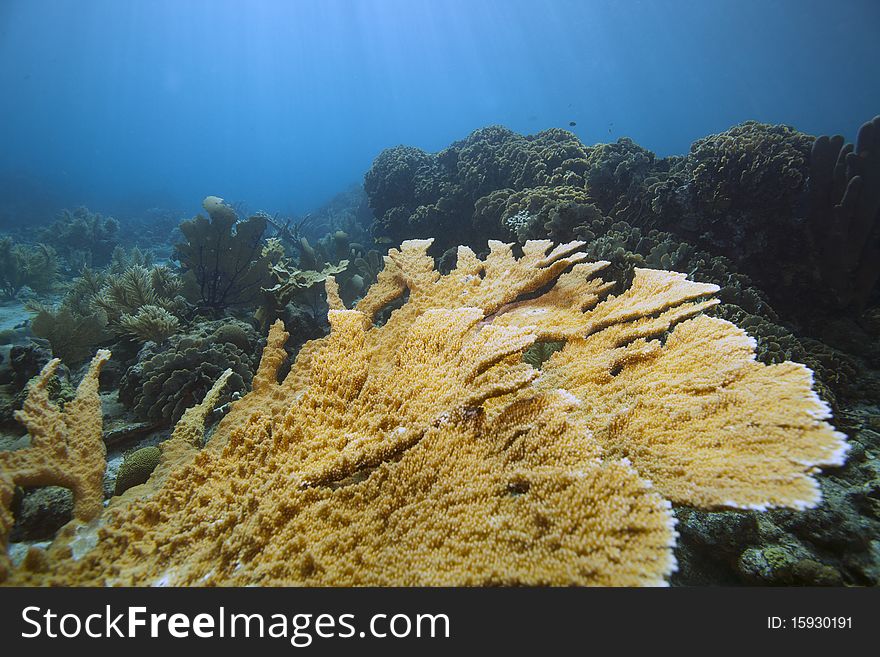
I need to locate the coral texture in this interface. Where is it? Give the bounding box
[0,350,109,579]
[114,446,162,496]
[6,240,847,587]
[118,319,260,425]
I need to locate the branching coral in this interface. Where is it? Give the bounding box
[0,350,109,579]
[26,262,185,364]
[2,240,847,587]
[117,305,181,344]
[258,229,381,325]
[95,265,184,340]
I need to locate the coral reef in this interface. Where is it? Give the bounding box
[117,305,181,344]
[38,207,119,269]
[473,186,600,242]
[581,137,658,217]
[681,121,814,217]
[59,261,186,345]
[364,126,592,250]
[28,304,109,365]
[107,245,155,274]
[2,240,846,586]
[23,260,186,367]
[365,120,880,317]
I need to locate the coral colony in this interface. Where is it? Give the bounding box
[0,116,879,586]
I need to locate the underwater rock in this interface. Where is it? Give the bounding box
[9,486,73,542]
[8,340,52,388]
[736,545,843,586]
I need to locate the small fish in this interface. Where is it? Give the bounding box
[374,236,394,245]
[569,121,577,127]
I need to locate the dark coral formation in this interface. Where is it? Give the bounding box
[175,197,272,314]
[806,116,880,309]
[365,119,880,319]
[364,126,593,251]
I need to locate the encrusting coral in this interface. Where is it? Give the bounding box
[0,239,848,586]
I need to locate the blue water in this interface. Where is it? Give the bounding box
[1,0,878,226]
